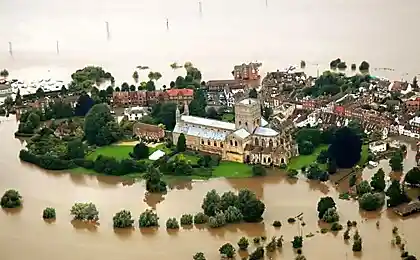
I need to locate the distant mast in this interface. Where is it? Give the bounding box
[266,0,268,7]
[56,40,60,55]
[166,18,169,31]
[8,42,13,56]
[199,1,203,17]
[105,21,110,40]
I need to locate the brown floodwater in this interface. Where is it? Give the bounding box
[1,117,420,260]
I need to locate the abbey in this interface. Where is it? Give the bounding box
[173,98,298,166]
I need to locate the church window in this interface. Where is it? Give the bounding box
[201,140,204,145]
[221,143,224,148]
[280,138,284,145]
[207,140,210,145]
[269,139,273,147]
[261,139,266,147]
[230,140,233,146]
[214,141,217,146]
[239,121,242,125]
[254,138,259,146]
[235,141,238,146]
[268,157,271,163]
[245,122,248,127]
[263,157,266,163]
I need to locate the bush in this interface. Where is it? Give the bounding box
[253,237,260,244]
[224,206,243,223]
[331,222,343,231]
[322,207,339,223]
[1,189,22,208]
[139,209,159,227]
[352,238,362,252]
[249,247,264,260]
[42,207,56,219]
[287,169,298,178]
[317,196,336,219]
[356,180,372,196]
[238,237,249,250]
[276,236,284,248]
[252,164,266,176]
[193,212,208,224]
[70,202,99,221]
[292,236,303,248]
[166,217,180,229]
[219,243,235,258]
[208,212,226,228]
[288,217,296,223]
[358,192,384,211]
[272,220,282,227]
[343,229,350,240]
[19,150,75,171]
[351,64,357,70]
[193,252,206,260]
[180,214,193,225]
[113,210,134,228]
[359,61,370,71]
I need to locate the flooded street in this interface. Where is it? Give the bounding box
[0,117,419,260]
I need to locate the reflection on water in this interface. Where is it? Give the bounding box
[1,119,420,260]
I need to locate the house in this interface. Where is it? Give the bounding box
[369,141,387,154]
[165,88,194,105]
[405,98,420,112]
[389,81,412,95]
[133,122,165,141]
[124,106,149,121]
[112,89,194,107]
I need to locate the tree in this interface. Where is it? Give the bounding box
[69,66,114,91]
[70,202,99,221]
[263,106,273,120]
[145,80,155,91]
[328,127,362,168]
[129,85,136,91]
[219,243,235,258]
[356,180,372,196]
[389,151,403,171]
[106,86,114,96]
[148,71,162,81]
[371,168,386,191]
[113,210,134,228]
[75,93,94,116]
[220,191,238,211]
[237,189,265,222]
[15,89,22,106]
[413,76,419,90]
[208,212,226,228]
[322,207,339,223]
[1,189,22,208]
[249,247,264,260]
[206,107,219,120]
[193,212,208,224]
[386,180,410,207]
[327,159,337,174]
[176,133,186,152]
[238,237,249,250]
[42,207,56,219]
[36,87,45,98]
[0,69,9,77]
[166,217,180,229]
[170,81,175,88]
[249,88,258,98]
[252,164,266,176]
[193,252,206,260]
[202,189,221,216]
[180,214,193,225]
[405,167,420,186]
[298,140,314,155]
[224,206,243,223]
[27,112,41,128]
[317,196,336,219]
[189,88,207,117]
[139,209,159,227]
[287,169,298,178]
[144,166,167,193]
[121,82,130,91]
[359,61,370,71]
[317,150,329,164]
[349,174,357,187]
[358,192,384,211]
[132,71,139,83]
[351,64,357,70]
[132,143,149,159]
[306,163,328,181]
[66,139,86,159]
[84,104,122,146]
[352,235,362,251]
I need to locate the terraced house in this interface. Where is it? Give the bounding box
[172,98,298,166]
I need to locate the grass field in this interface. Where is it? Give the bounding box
[287,144,329,170]
[359,144,369,165]
[86,143,170,161]
[171,153,200,164]
[221,113,235,123]
[212,161,252,178]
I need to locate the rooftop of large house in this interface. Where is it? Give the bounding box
[166,88,193,97]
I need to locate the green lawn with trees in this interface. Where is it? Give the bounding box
[212,162,252,178]
[287,145,329,170]
[87,143,170,161]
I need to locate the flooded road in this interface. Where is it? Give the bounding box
[0,117,419,260]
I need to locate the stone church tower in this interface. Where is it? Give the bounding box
[234,98,261,133]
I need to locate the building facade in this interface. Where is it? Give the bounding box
[112,89,194,107]
[172,98,298,166]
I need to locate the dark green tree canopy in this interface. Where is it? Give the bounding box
[84,104,122,146]
[328,127,362,168]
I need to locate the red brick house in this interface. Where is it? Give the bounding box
[112,89,194,107]
[133,122,165,141]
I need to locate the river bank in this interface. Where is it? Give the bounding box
[1,116,420,260]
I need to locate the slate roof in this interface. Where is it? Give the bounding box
[233,128,250,139]
[173,124,228,141]
[180,115,236,131]
[254,127,278,136]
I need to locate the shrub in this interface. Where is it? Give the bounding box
[272,220,282,227]
[224,206,243,223]
[352,238,362,252]
[320,228,328,234]
[193,252,206,260]
[252,164,266,176]
[180,214,193,225]
[317,196,336,219]
[113,210,134,228]
[287,169,298,178]
[331,222,343,231]
[288,217,296,223]
[359,61,370,71]
[1,189,22,208]
[208,212,226,228]
[322,207,340,223]
[237,237,249,250]
[276,236,284,248]
[166,217,180,229]
[139,209,159,227]
[292,236,303,248]
[42,207,56,219]
[219,243,235,258]
[253,237,260,244]
[249,247,264,260]
[193,212,208,224]
[343,229,350,240]
[356,180,372,196]
[70,202,99,221]
[358,192,384,211]
[265,237,276,252]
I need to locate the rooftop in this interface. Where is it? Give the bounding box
[233,128,250,139]
[181,115,236,131]
[166,88,193,97]
[254,126,278,137]
[238,98,258,105]
[173,124,228,141]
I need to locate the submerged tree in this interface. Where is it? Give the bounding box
[139,209,159,227]
[144,166,167,193]
[0,189,22,208]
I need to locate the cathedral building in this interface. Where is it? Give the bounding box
[172,98,298,166]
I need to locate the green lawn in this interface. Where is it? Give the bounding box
[358,144,369,165]
[221,113,235,123]
[86,143,170,161]
[171,153,200,164]
[287,145,329,170]
[212,161,252,178]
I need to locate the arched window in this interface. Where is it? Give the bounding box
[221,143,224,148]
[207,140,210,145]
[268,157,271,163]
[245,122,248,127]
[254,138,259,146]
[235,141,238,146]
[239,121,242,126]
[280,138,284,145]
[214,141,217,146]
[261,139,266,147]
[201,140,204,145]
[230,140,233,146]
[263,157,266,163]
[281,158,285,164]
[269,139,273,147]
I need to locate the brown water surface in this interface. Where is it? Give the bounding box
[0,117,420,260]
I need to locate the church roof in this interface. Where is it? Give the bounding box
[173,124,228,141]
[233,128,250,139]
[239,98,258,105]
[254,127,278,137]
[180,115,236,131]
[261,117,268,127]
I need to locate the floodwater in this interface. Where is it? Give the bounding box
[1,0,420,85]
[0,117,420,260]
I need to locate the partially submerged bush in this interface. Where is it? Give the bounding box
[166,217,180,229]
[237,237,249,250]
[194,212,208,224]
[42,207,56,219]
[138,209,159,227]
[272,220,282,227]
[1,189,22,208]
[180,214,193,225]
[113,210,134,228]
